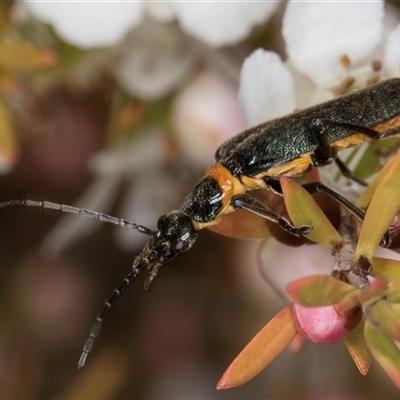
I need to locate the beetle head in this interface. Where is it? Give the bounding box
[133,210,198,289]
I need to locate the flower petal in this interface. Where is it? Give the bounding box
[283,1,384,87]
[384,23,400,78]
[25,2,145,48]
[146,1,176,23]
[172,70,245,167]
[238,49,296,126]
[175,1,278,47]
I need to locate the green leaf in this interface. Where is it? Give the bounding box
[356,152,400,261]
[388,279,400,303]
[368,299,400,340]
[280,177,343,249]
[217,305,297,389]
[0,99,17,172]
[364,319,400,388]
[354,138,400,182]
[287,275,358,307]
[356,152,398,209]
[371,257,400,283]
[344,320,372,375]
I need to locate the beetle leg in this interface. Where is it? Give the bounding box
[263,178,390,248]
[303,181,391,247]
[263,177,366,221]
[310,119,337,166]
[230,194,312,236]
[334,157,367,186]
[301,181,366,221]
[310,119,382,184]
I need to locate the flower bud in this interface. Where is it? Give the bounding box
[291,302,361,343]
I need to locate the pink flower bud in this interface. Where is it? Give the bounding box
[292,302,348,343]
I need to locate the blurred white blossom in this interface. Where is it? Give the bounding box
[22,1,279,49]
[114,21,194,100]
[172,69,246,167]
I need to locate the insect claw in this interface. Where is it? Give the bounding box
[381,231,391,248]
[299,225,313,235]
[78,352,88,369]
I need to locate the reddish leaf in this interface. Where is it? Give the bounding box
[208,209,271,239]
[344,320,371,375]
[288,333,308,355]
[358,278,388,304]
[217,305,297,389]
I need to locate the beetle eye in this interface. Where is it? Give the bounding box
[172,240,187,253]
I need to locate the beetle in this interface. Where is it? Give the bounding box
[1,78,400,368]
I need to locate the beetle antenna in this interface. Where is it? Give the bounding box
[78,263,145,369]
[0,199,155,235]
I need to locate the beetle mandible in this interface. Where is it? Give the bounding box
[1,78,400,367]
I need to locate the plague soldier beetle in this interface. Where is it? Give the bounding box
[1,78,400,368]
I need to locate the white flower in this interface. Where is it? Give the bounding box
[237,0,400,295]
[283,1,385,88]
[239,0,400,125]
[171,69,246,167]
[22,1,279,49]
[238,50,296,126]
[114,20,195,100]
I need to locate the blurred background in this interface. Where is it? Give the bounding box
[0,1,400,399]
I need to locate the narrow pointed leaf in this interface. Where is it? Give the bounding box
[0,99,17,172]
[388,279,400,303]
[357,155,397,209]
[344,321,372,375]
[217,305,297,390]
[287,275,358,307]
[356,152,400,261]
[369,300,400,340]
[280,177,343,249]
[358,278,388,304]
[288,333,308,355]
[371,257,400,283]
[364,319,400,388]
